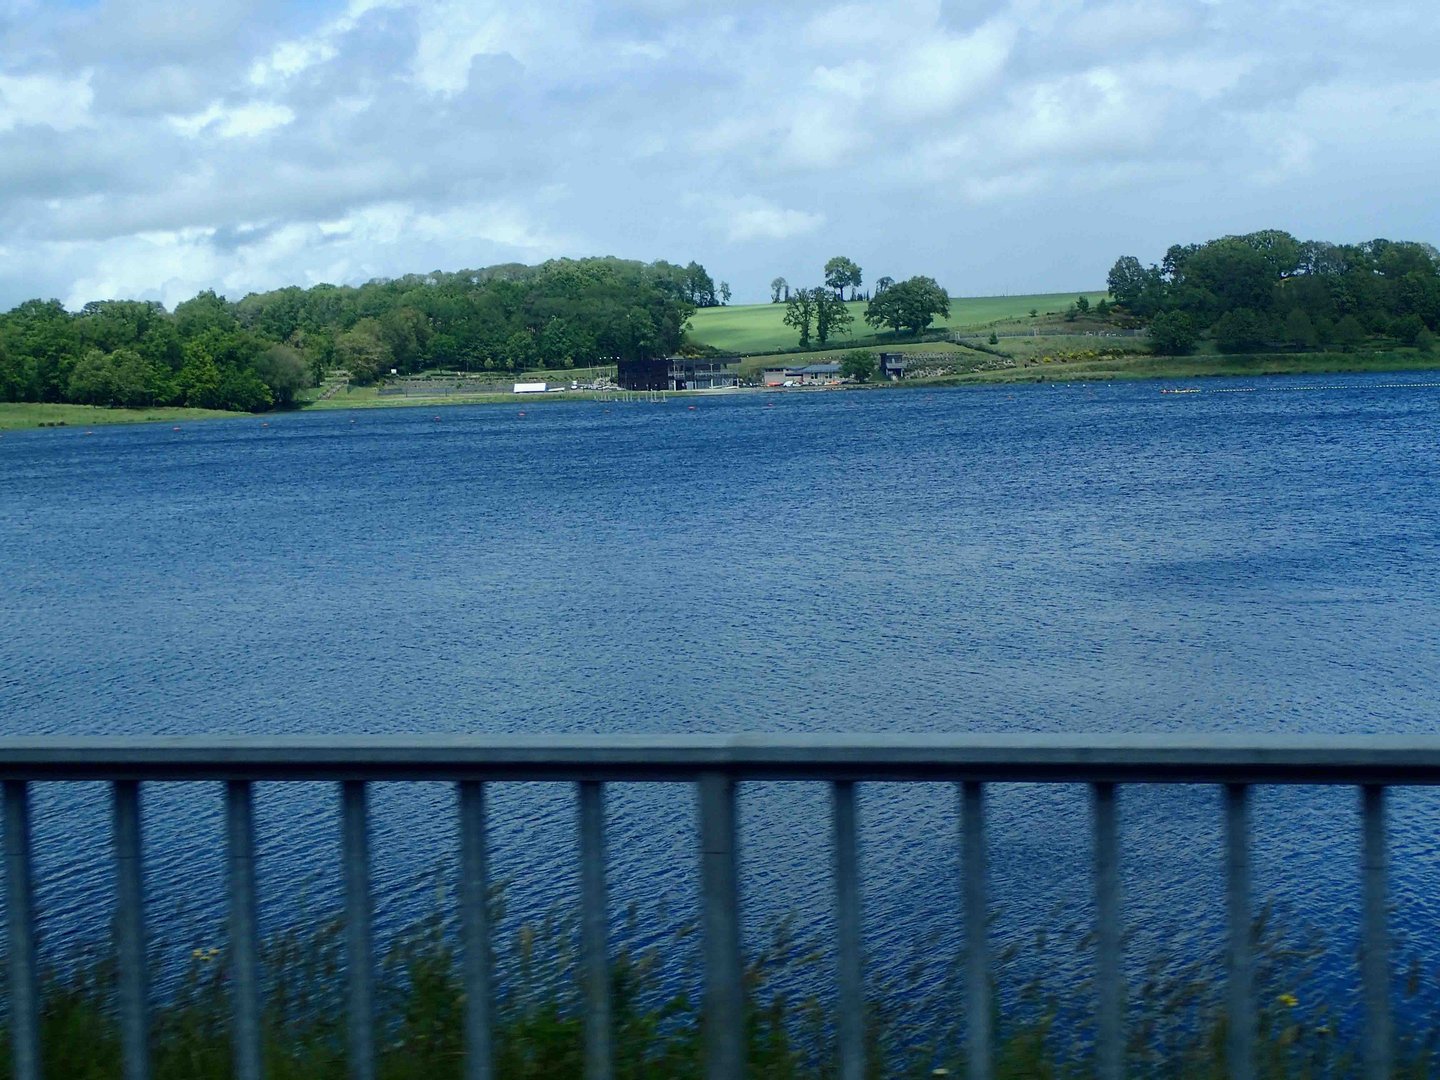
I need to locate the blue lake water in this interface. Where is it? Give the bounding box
[3,373,1440,1012]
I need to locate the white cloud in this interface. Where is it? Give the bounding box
[168,101,295,139]
[881,20,1016,119]
[0,72,93,132]
[56,197,568,310]
[248,40,339,88]
[714,197,826,242]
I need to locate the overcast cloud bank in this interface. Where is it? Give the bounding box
[0,0,1436,309]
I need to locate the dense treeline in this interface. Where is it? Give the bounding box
[1107,231,1440,354]
[0,257,709,412]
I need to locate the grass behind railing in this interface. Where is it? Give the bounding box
[3,898,1439,1079]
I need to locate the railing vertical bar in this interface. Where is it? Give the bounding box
[578,780,613,1080]
[458,781,495,1080]
[1361,784,1391,1080]
[113,780,151,1080]
[341,781,376,1080]
[698,771,743,1080]
[832,780,865,1080]
[226,780,264,1080]
[962,781,992,1080]
[2,780,41,1080]
[1225,783,1254,1080]
[1092,782,1122,1080]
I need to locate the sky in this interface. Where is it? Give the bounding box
[0,0,1437,311]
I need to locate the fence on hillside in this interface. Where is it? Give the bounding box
[2,734,1431,1080]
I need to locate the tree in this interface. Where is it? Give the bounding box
[840,351,877,382]
[684,261,717,307]
[1284,308,1319,349]
[1333,314,1366,351]
[814,289,853,345]
[1391,313,1425,346]
[215,367,273,412]
[1106,256,1149,308]
[67,348,118,405]
[863,276,949,335]
[874,276,894,295]
[378,307,431,373]
[1148,311,1197,355]
[175,354,224,408]
[334,319,391,384]
[1212,309,1270,353]
[824,256,862,299]
[770,277,787,304]
[253,344,310,405]
[719,281,731,306]
[783,290,815,347]
[174,290,238,338]
[108,347,168,406]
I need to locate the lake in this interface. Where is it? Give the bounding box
[3,374,1440,1008]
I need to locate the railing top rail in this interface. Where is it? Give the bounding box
[3,734,1440,784]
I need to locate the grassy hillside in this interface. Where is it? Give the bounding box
[688,291,1107,354]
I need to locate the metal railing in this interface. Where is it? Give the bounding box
[3,734,1438,1080]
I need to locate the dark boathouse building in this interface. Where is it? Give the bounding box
[617,356,741,391]
[615,356,669,391]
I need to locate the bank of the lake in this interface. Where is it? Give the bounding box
[4,347,1437,429]
[0,402,242,432]
[924,346,1440,385]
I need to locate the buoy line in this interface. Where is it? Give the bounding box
[1171,381,1440,395]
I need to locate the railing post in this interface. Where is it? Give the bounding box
[226,780,264,1080]
[458,781,495,1080]
[1092,782,1122,1080]
[3,780,41,1080]
[832,780,865,1080]
[1361,785,1391,1080]
[341,781,375,1080]
[698,771,743,1080]
[961,781,991,1080]
[113,780,151,1080]
[1225,783,1254,1080]
[578,780,613,1080]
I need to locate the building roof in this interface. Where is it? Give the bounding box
[667,356,741,368]
[787,363,842,375]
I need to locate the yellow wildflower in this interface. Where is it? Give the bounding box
[1278,993,1298,1008]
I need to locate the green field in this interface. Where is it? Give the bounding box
[0,402,242,432]
[688,291,1107,354]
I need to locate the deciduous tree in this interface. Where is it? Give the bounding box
[824,256,862,299]
[815,289,853,345]
[840,350,876,382]
[1148,311,1197,355]
[783,289,815,347]
[863,276,949,335]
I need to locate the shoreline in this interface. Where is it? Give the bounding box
[4,352,1438,431]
